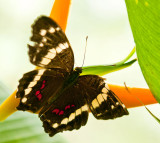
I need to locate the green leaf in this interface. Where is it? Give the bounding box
[125,0,160,103]
[81,48,136,76]
[0,84,67,143]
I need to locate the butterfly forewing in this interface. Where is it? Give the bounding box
[28,16,74,72]
[39,83,89,137]
[16,68,68,112]
[78,75,129,120]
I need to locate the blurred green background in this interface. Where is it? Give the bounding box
[0,0,159,143]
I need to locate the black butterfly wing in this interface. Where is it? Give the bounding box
[16,68,68,113]
[39,84,89,137]
[28,16,74,72]
[78,75,129,120]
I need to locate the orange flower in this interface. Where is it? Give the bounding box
[0,0,157,122]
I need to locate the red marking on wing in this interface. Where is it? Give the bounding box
[52,109,60,114]
[65,105,70,110]
[35,90,40,95]
[35,80,46,100]
[37,94,42,100]
[52,105,76,115]
[40,84,45,89]
[59,110,64,115]
[40,80,46,89]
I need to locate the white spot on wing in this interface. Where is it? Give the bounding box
[33,56,36,62]
[56,47,63,53]
[49,27,55,33]
[97,94,105,104]
[38,69,46,75]
[102,93,108,100]
[40,29,47,36]
[52,123,59,128]
[40,58,51,65]
[33,75,41,81]
[111,105,114,109]
[97,113,102,117]
[102,87,108,93]
[76,108,81,116]
[122,104,126,108]
[28,81,37,88]
[42,37,47,42]
[92,98,99,109]
[82,104,88,112]
[39,43,44,47]
[69,113,75,122]
[45,52,56,59]
[56,27,60,31]
[25,88,32,95]
[59,43,66,50]
[22,97,27,103]
[116,102,119,105]
[105,83,110,90]
[49,48,56,54]
[61,118,68,125]
[64,42,69,48]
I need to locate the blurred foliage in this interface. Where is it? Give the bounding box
[125,0,160,103]
[0,83,67,143]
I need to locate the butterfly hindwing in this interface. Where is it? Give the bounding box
[78,75,129,120]
[16,68,68,112]
[28,16,74,72]
[39,83,89,137]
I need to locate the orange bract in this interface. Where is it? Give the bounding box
[109,84,157,108]
[50,0,71,31]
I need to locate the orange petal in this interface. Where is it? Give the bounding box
[109,84,158,108]
[50,0,71,31]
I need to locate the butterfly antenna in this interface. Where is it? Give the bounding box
[82,36,88,67]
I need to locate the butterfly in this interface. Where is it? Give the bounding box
[16,16,129,137]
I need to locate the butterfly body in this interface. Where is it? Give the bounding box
[16,16,129,137]
[62,67,82,90]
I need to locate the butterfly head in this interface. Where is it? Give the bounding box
[74,67,82,74]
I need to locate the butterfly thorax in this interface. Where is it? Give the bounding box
[62,67,82,88]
